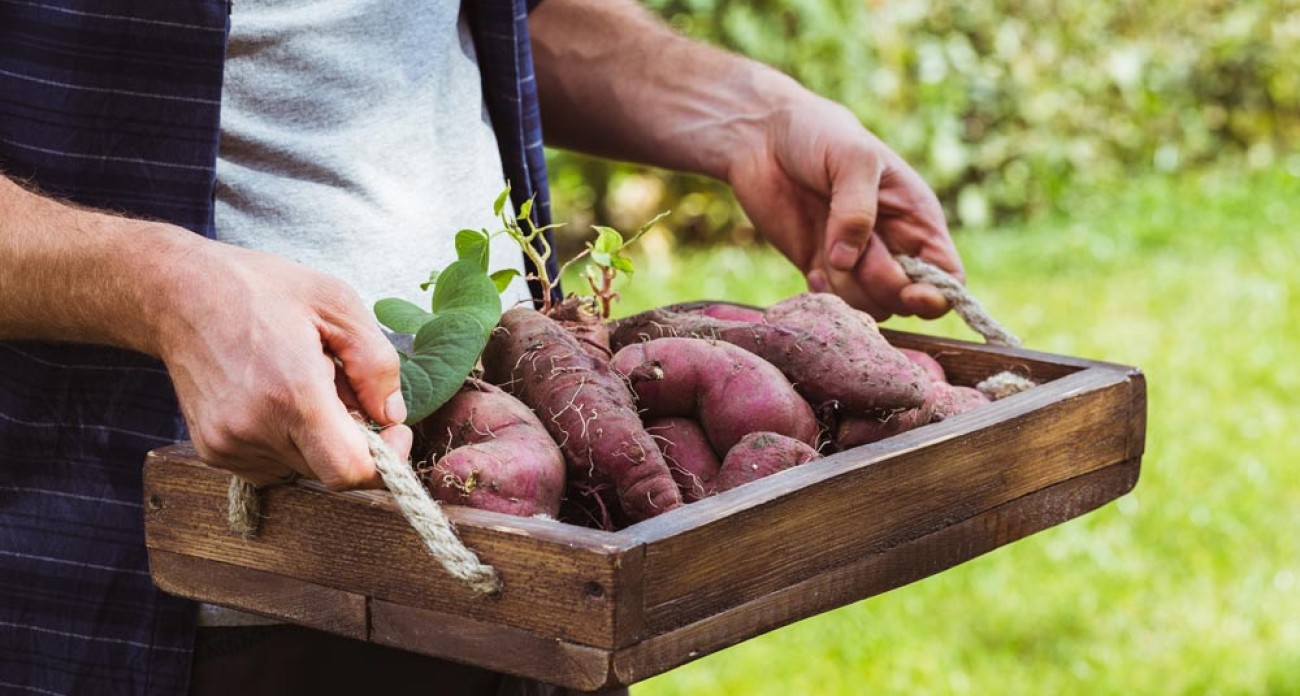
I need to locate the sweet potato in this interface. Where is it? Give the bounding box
[611,293,929,413]
[549,296,613,361]
[482,307,682,521]
[898,348,946,384]
[645,417,721,503]
[611,337,819,454]
[833,408,929,449]
[414,380,565,517]
[713,432,821,494]
[835,381,991,449]
[662,301,767,324]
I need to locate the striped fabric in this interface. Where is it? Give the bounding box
[0,1,553,693]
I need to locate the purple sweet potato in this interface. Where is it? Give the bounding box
[645,417,721,503]
[713,432,822,494]
[899,348,946,384]
[482,307,682,521]
[415,380,565,518]
[549,296,613,361]
[662,302,767,324]
[611,337,819,454]
[929,383,990,420]
[835,381,991,449]
[834,408,929,449]
[611,293,929,413]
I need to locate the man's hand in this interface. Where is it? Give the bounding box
[156,241,412,489]
[0,176,411,489]
[725,94,964,321]
[530,0,964,321]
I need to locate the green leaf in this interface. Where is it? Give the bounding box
[455,229,491,270]
[402,312,491,424]
[592,226,624,254]
[419,269,441,292]
[611,255,635,274]
[493,185,511,217]
[374,298,433,334]
[398,354,435,423]
[590,250,612,267]
[518,198,533,222]
[489,268,521,293]
[430,259,503,330]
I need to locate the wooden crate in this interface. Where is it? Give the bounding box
[144,330,1146,691]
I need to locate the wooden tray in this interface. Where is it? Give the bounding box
[144,330,1146,691]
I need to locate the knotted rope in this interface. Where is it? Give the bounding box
[896,255,1036,401]
[226,421,501,597]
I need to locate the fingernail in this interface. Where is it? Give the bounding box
[828,242,862,270]
[807,270,829,293]
[385,391,407,424]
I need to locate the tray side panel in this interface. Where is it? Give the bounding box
[637,368,1138,634]
[614,457,1140,684]
[150,550,368,639]
[144,457,626,647]
[370,600,613,691]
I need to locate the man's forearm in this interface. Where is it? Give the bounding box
[0,174,196,355]
[0,173,411,487]
[529,0,811,180]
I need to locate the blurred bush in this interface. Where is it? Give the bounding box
[546,0,1300,248]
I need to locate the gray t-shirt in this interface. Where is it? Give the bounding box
[204,0,530,627]
[214,0,531,310]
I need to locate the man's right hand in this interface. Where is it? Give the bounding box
[0,175,411,489]
[155,239,412,489]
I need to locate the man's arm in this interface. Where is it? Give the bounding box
[529,0,963,320]
[0,175,410,488]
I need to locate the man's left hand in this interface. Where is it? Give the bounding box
[725,93,963,321]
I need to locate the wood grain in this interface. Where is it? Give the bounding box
[149,550,367,639]
[612,458,1140,684]
[145,452,634,647]
[370,600,613,691]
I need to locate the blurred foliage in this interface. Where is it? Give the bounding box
[546,0,1300,249]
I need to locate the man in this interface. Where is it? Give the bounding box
[0,0,962,693]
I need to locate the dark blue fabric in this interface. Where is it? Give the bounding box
[468,0,560,303]
[0,1,552,693]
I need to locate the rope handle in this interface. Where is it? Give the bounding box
[227,421,501,597]
[896,255,1037,400]
[894,255,1022,348]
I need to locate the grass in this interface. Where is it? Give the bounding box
[598,161,1300,696]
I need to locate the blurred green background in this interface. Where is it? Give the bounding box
[546,1,1300,694]
[549,0,1300,244]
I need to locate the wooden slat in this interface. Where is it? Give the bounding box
[629,367,1137,635]
[144,452,634,647]
[370,600,613,692]
[149,550,367,639]
[612,458,1140,684]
